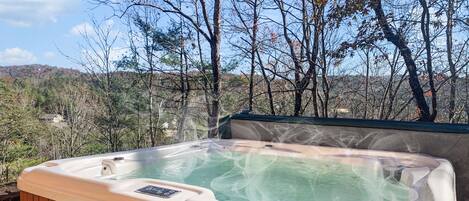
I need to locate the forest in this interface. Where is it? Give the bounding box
[1,0,468,186]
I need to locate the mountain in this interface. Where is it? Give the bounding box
[0,64,82,79]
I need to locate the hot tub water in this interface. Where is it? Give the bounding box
[110,150,411,201]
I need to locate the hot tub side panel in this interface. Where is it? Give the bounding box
[20,191,53,201]
[225,116,468,200]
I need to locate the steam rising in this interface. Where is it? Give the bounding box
[116,145,416,201]
[138,100,433,201]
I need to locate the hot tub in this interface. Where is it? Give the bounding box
[18,139,456,201]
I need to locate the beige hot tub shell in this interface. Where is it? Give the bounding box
[18,139,456,201]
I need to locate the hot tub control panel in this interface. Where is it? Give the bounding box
[136,185,180,198]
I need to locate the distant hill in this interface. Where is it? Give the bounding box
[0,64,82,79]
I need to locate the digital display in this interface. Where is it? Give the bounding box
[136,185,180,198]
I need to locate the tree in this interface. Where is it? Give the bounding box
[418,0,437,121]
[74,19,125,151]
[269,0,324,116]
[318,15,332,118]
[0,80,47,183]
[118,0,223,138]
[126,10,163,146]
[230,0,262,113]
[446,0,457,122]
[34,77,100,158]
[370,0,433,121]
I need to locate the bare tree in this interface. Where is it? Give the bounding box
[466,65,469,123]
[128,10,161,146]
[362,48,371,119]
[446,0,457,122]
[53,81,99,158]
[175,17,192,142]
[419,0,438,121]
[122,0,223,138]
[319,15,331,118]
[271,0,324,116]
[231,0,262,112]
[75,19,123,151]
[370,0,433,121]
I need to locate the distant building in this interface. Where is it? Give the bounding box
[39,114,64,123]
[335,108,350,114]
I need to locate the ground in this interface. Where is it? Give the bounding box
[0,183,19,201]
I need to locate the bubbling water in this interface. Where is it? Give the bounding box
[114,150,410,201]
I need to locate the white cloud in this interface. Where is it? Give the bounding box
[0,0,79,27]
[70,20,117,37]
[43,51,56,59]
[70,22,94,36]
[0,48,37,65]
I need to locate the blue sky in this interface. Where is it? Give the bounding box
[0,0,119,69]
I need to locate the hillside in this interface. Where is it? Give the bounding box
[0,64,81,79]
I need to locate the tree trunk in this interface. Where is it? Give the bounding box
[293,89,303,116]
[370,0,431,121]
[144,20,156,147]
[256,50,275,115]
[464,66,469,124]
[301,0,322,117]
[378,48,398,119]
[248,0,258,112]
[136,100,142,148]
[419,0,437,121]
[275,0,303,116]
[364,49,370,119]
[149,86,155,146]
[446,0,456,123]
[208,0,222,138]
[177,28,188,142]
[148,55,156,147]
[301,0,320,117]
[320,18,329,118]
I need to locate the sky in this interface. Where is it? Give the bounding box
[0,0,375,74]
[0,0,120,69]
